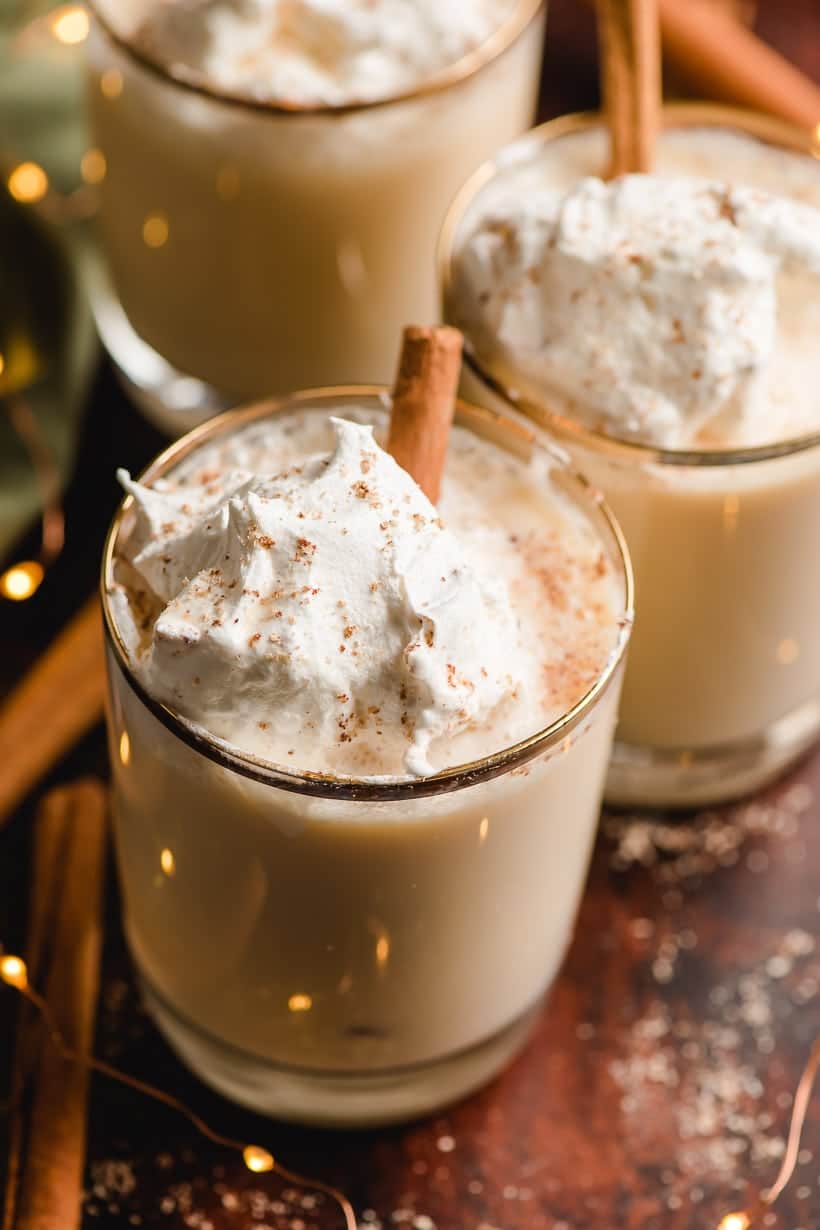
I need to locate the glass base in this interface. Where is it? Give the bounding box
[85,257,237,437]
[139,973,542,1127]
[606,695,820,809]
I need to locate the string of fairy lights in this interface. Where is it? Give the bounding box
[0,953,357,1230]
[1,950,818,1230]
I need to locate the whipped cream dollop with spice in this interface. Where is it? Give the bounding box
[115,418,532,777]
[454,174,820,447]
[98,0,515,106]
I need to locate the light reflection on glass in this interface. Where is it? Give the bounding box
[288,992,312,1013]
[118,730,131,765]
[722,493,740,533]
[143,213,169,248]
[216,164,241,200]
[336,238,368,296]
[81,148,107,184]
[100,69,123,99]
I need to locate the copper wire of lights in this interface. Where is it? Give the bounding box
[0,955,356,1230]
[0,396,66,602]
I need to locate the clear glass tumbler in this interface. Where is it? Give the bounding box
[84,1,545,436]
[440,102,820,808]
[101,388,632,1126]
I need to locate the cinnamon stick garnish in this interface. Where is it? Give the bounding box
[657,0,820,132]
[597,0,661,176]
[387,325,463,505]
[14,779,108,1230]
[0,596,106,826]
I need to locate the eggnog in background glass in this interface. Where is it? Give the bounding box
[442,103,820,807]
[101,388,631,1126]
[84,0,545,436]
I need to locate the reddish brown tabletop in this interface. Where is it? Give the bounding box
[1,2,820,1228]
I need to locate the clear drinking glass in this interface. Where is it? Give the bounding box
[440,103,820,807]
[101,388,632,1126]
[84,1,546,436]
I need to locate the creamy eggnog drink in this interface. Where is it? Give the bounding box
[85,0,545,434]
[443,105,820,806]
[102,386,631,1125]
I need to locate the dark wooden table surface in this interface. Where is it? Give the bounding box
[3,3,820,1228]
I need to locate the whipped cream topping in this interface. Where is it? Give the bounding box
[454,172,820,448]
[99,0,515,106]
[110,408,622,779]
[117,418,528,776]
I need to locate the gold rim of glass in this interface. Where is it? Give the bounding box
[87,0,545,118]
[101,386,634,802]
[439,101,820,469]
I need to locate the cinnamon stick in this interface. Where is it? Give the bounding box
[14,779,108,1230]
[1,790,72,1230]
[0,596,106,826]
[387,325,463,505]
[657,0,820,131]
[597,0,661,176]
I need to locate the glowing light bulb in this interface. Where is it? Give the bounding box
[0,354,5,377]
[375,935,390,968]
[0,561,44,601]
[243,1145,274,1173]
[716,1213,751,1230]
[0,955,28,990]
[160,848,176,877]
[288,993,312,1013]
[7,162,49,204]
[52,5,89,44]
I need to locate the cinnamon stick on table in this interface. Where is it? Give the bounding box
[1,786,72,1230]
[0,596,106,827]
[387,325,463,505]
[657,0,820,131]
[11,779,108,1230]
[597,0,662,176]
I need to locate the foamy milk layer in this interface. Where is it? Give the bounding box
[94,0,517,105]
[109,407,622,777]
[451,127,820,448]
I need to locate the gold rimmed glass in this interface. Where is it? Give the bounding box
[84,0,546,436]
[101,387,632,1126]
[440,102,820,807]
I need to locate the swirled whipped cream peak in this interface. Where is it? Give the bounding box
[116,417,528,777]
[99,0,515,106]
[454,173,820,447]
[110,408,623,778]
